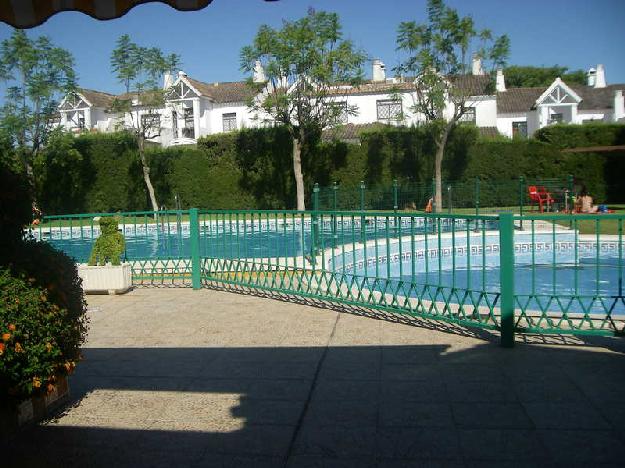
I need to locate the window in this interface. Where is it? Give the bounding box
[376,100,402,121]
[512,121,527,138]
[182,107,195,138]
[549,113,563,125]
[459,107,476,124]
[141,113,161,129]
[328,101,348,124]
[172,110,178,133]
[222,113,237,132]
[77,113,85,129]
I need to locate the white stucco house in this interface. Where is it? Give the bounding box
[496,64,625,138]
[58,59,624,145]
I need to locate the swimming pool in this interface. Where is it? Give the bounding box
[37,210,625,334]
[329,230,624,316]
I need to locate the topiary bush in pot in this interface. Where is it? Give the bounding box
[79,217,131,294]
[88,217,125,266]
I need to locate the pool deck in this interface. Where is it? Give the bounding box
[4,287,625,467]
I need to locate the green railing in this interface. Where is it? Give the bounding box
[315,176,584,215]
[38,209,625,345]
[37,210,194,286]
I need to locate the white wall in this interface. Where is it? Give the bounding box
[496,113,526,138]
[473,96,497,127]
[577,110,609,123]
[209,102,255,133]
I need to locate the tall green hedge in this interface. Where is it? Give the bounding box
[535,123,625,148]
[32,124,625,214]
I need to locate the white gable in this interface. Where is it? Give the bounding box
[166,78,200,100]
[535,78,582,107]
[59,93,90,110]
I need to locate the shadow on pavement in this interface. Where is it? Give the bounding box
[3,340,625,467]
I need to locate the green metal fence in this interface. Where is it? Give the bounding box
[37,210,195,286]
[315,176,586,215]
[38,209,625,344]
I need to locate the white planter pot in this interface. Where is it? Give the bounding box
[78,263,132,295]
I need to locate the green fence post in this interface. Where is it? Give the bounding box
[475,177,480,217]
[313,183,319,212]
[499,212,515,348]
[332,182,338,247]
[360,180,366,242]
[393,179,399,237]
[312,183,320,259]
[392,179,399,213]
[189,208,201,290]
[518,176,525,230]
[567,174,574,212]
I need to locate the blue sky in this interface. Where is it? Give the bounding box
[1,0,624,94]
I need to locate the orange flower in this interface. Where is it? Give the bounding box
[2,333,10,342]
[45,342,53,352]
[64,361,75,373]
[46,383,55,394]
[0,343,4,355]
[8,324,15,331]
[32,377,41,388]
[14,342,24,353]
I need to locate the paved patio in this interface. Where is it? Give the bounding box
[4,287,625,467]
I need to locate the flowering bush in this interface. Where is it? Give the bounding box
[0,243,88,405]
[0,270,77,403]
[1,149,88,406]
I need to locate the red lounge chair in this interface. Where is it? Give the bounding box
[528,185,554,213]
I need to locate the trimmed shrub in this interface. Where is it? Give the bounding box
[32,124,625,214]
[0,157,32,252]
[535,123,625,149]
[89,217,125,266]
[35,131,145,214]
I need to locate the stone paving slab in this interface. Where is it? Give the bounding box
[3,287,625,467]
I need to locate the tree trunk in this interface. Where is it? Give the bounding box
[292,133,306,211]
[138,138,159,212]
[434,125,452,213]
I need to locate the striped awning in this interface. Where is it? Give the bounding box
[1,0,278,29]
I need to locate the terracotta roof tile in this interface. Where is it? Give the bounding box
[78,88,116,109]
[572,84,625,110]
[498,82,625,114]
[478,126,501,138]
[330,75,492,97]
[185,77,256,103]
[496,87,544,113]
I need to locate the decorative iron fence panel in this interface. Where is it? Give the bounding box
[37,209,625,343]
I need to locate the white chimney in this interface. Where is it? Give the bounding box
[587,67,596,87]
[253,60,266,83]
[472,54,484,76]
[594,64,606,88]
[614,90,625,121]
[372,59,386,82]
[163,71,174,90]
[496,69,506,92]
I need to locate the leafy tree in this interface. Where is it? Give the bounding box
[241,9,367,210]
[110,34,180,212]
[396,0,509,211]
[0,30,75,185]
[503,65,586,88]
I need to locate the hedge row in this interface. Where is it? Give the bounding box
[30,124,625,214]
